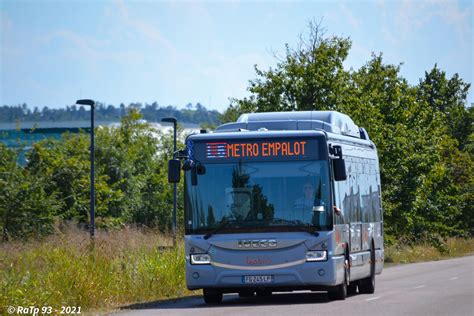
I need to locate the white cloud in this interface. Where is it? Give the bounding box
[111,0,176,55]
[183,51,272,110]
[376,0,472,58]
[344,41,373,71]
[338,3,361,30]
[397,0,472,40]
[0,10,15,56]
[381,27,399,47]
[25,0,179,73]
[0,10,12,31]
[183,1,213,22]
[41,30,109,60]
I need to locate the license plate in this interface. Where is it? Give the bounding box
[242,275,274,284]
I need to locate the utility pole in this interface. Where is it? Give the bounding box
[76,99,96,240]
[162,117,178,246]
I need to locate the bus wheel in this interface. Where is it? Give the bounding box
[359,245,375,294]
[203,288,223,304]
[328,257,348,300]
[348,282,357,295]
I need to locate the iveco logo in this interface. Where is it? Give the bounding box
[238,239,277,248]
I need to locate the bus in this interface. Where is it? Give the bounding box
[167,111,384,303]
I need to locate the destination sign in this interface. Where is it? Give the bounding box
[225,141,307,158]
[190,138,322,163]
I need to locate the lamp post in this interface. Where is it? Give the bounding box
[161,117,177,246]
[76,99,96,239]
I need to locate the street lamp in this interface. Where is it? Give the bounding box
[161,117,177,246]
[76,99,96,239]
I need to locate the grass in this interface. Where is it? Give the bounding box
[0,226,192,314]
[1,228,473,314]
[385,237,474,265]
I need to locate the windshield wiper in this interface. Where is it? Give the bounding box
[204,219,244,240]
[269,218,318,234]
[203,218,318,240]
[269,218,304,226]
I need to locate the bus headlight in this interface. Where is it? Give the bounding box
[190,253,211,265]
[306,250,327,262]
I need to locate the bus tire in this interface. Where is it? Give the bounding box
[348,282,357,295]
[328,256,348,300]
[203,288,223,304]
[359,244,375,294]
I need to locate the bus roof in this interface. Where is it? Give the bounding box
[215,111,369,141]
[188,129,326,142]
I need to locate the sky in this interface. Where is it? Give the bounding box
[0,0,472,112]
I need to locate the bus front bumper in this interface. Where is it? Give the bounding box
[186,255,345,291]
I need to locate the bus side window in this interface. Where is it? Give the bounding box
[334,179,348,225]
[335,156,381,225]
[343,158,352,223]
[333,181,342,225]
[349,159,361,223]
[334,159,347,225]
[375,184,382,222]
[346,158,356,223]
[370,162,381,222]
[360,164,370,223]
[364,160,373,223]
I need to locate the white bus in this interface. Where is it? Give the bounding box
[168,111,384,303]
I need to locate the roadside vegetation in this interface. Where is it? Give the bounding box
[221,21,473,243]
[1,227,473,314]
[1,22,472,244]
[385,238,474,265]
[1,110,185,240]
[0,22,472,313]
[0,227,190,314]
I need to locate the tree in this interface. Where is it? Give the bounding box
[224,21,473,242]
[417,65,472,150]
[0,144,61,240]
[0,102,221,126]
[222,20,351,122]
[24,110,185,231]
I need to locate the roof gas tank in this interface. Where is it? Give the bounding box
[237,111,361,138]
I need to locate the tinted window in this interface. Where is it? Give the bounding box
[185,161,332,234]
[335,156,381,224]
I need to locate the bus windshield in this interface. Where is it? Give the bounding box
[184,160,331,234]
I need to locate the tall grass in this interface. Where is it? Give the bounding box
[1,227,473,314]
[0,227,190,314]
[385,237,474,264]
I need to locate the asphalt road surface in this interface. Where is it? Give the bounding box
[116,256,474,316]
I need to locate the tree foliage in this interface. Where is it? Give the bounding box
[1,110,184,240]
[0,102,220,126]
[0,144,62,240]
[1,23,472,243]
[222,22,473,242]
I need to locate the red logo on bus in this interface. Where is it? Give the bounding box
[246,256,272,265]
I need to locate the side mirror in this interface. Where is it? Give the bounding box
[168,159,181,183]
[333,158,347,181]
[182,159,194,171]
[191,166,198,186]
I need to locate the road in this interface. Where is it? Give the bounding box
[116,256,474,316]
